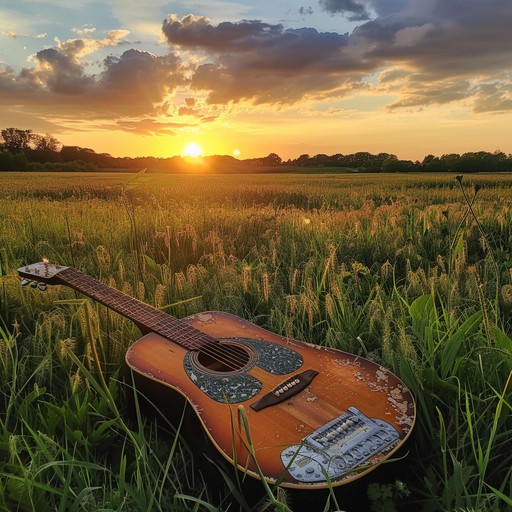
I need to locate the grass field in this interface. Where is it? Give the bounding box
[1,171,511,511]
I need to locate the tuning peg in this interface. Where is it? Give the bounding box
[21,278,31,287]
[37,283,47,291]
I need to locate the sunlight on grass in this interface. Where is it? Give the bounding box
[1,171,511,511]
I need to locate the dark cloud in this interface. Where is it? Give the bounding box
[0,66,20,90]
[158,5,512,109]
[318,0,371,21]
[367,0,406,17]
[346,0,512,112]
[163,15,354,104]
[177,98,216,118]
[162,15,288,52]
[0,38,187,118]
[353,0,512,76]
[20,45,93,94]
[299,6,314,16]
[96,49,185,115]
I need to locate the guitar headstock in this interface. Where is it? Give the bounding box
[18,261,69,290]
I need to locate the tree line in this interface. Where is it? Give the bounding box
[2,126,512,173]
[285,151,512,173]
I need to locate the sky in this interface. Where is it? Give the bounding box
[1,0,512,161]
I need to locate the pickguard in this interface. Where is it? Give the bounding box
[183,337,303,403]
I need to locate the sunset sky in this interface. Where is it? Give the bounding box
[1,0,512,161]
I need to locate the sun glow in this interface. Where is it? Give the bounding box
[182,141,204,158]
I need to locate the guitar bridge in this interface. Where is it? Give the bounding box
[281,407,400,483]
[250,369,319,411]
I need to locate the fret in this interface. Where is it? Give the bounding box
[58,267,216,350]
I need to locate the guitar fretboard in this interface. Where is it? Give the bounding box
[59,267,215,350]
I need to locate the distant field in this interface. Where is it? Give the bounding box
[1,171,511,511]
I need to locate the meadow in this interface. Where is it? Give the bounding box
[0,171,511,511]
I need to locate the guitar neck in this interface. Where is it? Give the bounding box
[57,267,213,350]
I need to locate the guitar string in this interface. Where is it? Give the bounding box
[41,267,370,394]
[178,335,288,388]
[149,312,307,389]
[62,270,290,388]
[29,266,408,397]
[162,320,302,385]
[136,313,267,374]
[154,329,292,389]
[44,268,302,388]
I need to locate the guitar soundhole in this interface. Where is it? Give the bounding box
[193,342,254,374]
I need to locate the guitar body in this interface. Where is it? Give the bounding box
[18,262,415,490]
[126,311,415,489]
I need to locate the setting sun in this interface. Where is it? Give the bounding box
[182,142,204,158]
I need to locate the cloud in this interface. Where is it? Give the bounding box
[115,118,184,135]
[384,75,475,110]
[21,45,94,94]
[96,49,185,115]
[473,83,512,113]
[1,0,512,138]
[0,30,186,119]
[162,15,288,52]
[366,0,407,17]
[352,0,512,77]
[163,15,355,105]
[72,25,96,36]
[13,30,132,96]
[159,4,512,111]
[318,0,371,21]
[346,0,512,112]
[299,7,314,16]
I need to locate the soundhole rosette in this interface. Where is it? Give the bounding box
[183,337,304,403]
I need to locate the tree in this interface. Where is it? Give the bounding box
[0,149,29,170]
[440,153,461,172]
[382,158,421,173]
[424,156,446,172]
[310,154,330,167]
[295,154,311,166]
[264,153,282,166]
[33,133,61,152]
[0,128,33,153]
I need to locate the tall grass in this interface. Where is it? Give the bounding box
[1,171,511,511]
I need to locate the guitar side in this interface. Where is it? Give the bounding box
[125,311,416,489]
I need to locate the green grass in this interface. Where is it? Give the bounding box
[1,170,511,511]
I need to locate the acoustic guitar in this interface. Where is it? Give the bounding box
[18,261,415,490]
